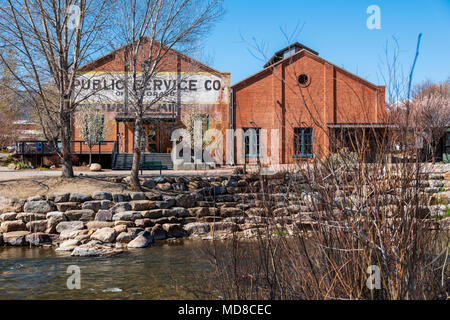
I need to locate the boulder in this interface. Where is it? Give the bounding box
[116,232,136,243]
[55,221,84,233]
[56,239,80,251]
[114,220,135,227]
[90,227,117,243]
[157,183,172,191]
[16,212,47,222]
[90,163,102,172]
[220,207,243,217]
[65,209,95,221]
[130,200,155,211]
[1,220,26,232]
[196,201,215,207]
[86,221,114,230]
[92,191,113,201]
[95,210,113,222]
[46,216,66,234]
[0,212,17,222]
[175,194,197,208]
[71,244,123,257]
[3,231,30,246]
[164,207,189,218]
[111,202,132,214]
[129,192,147,200]
[155,199,176,209]
[162,223,187,238]
[49,193,70,203]
[183,222,210,235]
[146,193,163,201]
[151,217,177,225]
[188,207,210,217]
[25,232,52,246]
[82,200,113,212]
[135,219,153,228]
[127,231,153,248]
[56,202,80,212]
[46,212,67,220]
[0,197,24,213]
[200,186,227,196]
[143,179,156,189]
[114,224,128,234]
[69,193,92,203]
[150,224,167,241]
[112,193,131,203]
[59,230,86,241]
[26,220,48,233]
[112,211,142,221]
[211,222,239,233]
[24,200,56,214]
[140,209,164,219]
[128,228,145,236]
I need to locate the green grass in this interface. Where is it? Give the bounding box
[435,206,450,221]
[274,230,287,237]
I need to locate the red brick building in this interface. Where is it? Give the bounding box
[232,43,386,164]
[71,38,230,169]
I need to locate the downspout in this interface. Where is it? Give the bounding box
[229,88,235,166]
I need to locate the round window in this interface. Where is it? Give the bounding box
[298,74,310,87]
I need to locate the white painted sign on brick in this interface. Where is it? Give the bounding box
[74,72,229,105]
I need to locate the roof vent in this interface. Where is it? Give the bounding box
[264,42,318,68]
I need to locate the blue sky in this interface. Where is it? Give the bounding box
[202,0,450,87]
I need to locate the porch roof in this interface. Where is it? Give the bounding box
[115,115,177,123]
[327,123,395,129]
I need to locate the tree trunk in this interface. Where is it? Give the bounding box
[60,109,74,178]
[131,118,143,190]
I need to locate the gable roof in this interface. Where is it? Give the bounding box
[233,48,384,90]
[79,37,224,74]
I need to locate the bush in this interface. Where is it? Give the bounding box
[71,154,80,166]
[15,162,30,170]
[49,154,61,167]
[2,154,16,166]
[232,166,244,175]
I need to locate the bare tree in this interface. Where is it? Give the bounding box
[0,0,117,177]
[412,81,450,163]
[74,105,111,165]
[198,30,449,300]
[114,0,224,190]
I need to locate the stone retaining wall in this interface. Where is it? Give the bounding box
[0,172,449,257]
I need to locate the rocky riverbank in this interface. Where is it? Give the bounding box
[1,171,449,257]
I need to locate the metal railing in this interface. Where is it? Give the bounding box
[14,140,116,155]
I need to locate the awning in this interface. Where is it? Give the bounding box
[115,114,177,123]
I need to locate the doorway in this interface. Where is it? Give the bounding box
[143,124,159,153]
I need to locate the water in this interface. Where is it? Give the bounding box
[0,240,213,300]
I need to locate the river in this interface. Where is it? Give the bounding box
[0,240,214,300]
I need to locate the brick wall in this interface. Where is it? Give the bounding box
[233,50,386,163]
[73,39,231,161]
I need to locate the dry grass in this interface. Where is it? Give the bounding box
[0,176,130,199]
